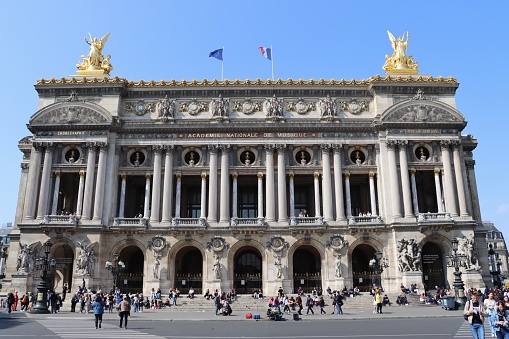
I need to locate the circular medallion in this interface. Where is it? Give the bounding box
[349,101,361,114]
[135,103,146,115]
[242,101,254,114]
[296,101,308,114]
[189,101,200,115]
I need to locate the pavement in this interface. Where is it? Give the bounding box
[0,303,464,322]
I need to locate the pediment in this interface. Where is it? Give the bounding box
[381,99,464,124]
[30,101,112,127]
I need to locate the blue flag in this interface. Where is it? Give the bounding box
[209,48,223,61]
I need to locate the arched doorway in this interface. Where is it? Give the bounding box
[48,243,74,293]
[352,244,377,292]
[175,247,203,294]
[293,246,322,293]
[233,247,262,294]
[117,246,144,293]
[421,242,445,291]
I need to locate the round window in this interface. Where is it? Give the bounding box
[296,150,311,165]
[130,151,145,166]
[240,150,255,165]
[184,151,200,166]
[65,148,80,163]
[350,150,366,165]
[415,147,430,161]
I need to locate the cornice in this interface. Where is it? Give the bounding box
[35,75,458,88]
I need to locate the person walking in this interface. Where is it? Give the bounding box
[12,292,18,311]
[492,300,509,339]
[119,296,131,329]
[318,297,326,315]
[464,292,487,339]
[214,294,222,315]
[92,294,105,329]
[375,290,383,314]
[485,292,497,337]
[296,294,303,315]
[306,295,314,315]
[6,292,14,314]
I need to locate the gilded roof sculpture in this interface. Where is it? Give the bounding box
[383,31,419,75]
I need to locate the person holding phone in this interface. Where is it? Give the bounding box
[464,293,487,339]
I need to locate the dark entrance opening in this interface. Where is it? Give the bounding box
[54,173,80,215]
[48,244,74,293]
[175,247,203,294]
[293,246,322,293]
[233,247,262,294]
[352,244,377,292]
[415,171,438,213]
[421,242,445,291]
[117,246,144,293]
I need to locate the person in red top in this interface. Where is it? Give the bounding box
[13,292,19,311]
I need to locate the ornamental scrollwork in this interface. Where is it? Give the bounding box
[179,99,208,115]
[339,99,369,115]
[233,99,263,114]
[325,234,349,252]
[206,236,230,253]
[286,98,315,115]
[266,235,289,253]
[126,100,156,116]
[148,235,168,254]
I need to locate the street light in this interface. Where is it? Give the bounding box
[31,240,55,314]
[105,254,125,292]
[369,251,389,291]
[446,237,467,308]
[488,244,502,289]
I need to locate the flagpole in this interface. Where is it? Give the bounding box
[222,45,224,81]
[271,45,274,80]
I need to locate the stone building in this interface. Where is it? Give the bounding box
[3,33,501,296]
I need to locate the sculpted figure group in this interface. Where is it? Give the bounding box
[397,238,421,272]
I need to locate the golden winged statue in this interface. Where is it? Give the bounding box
[76,32,113,75]
[382,30,418,74]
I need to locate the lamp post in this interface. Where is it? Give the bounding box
[488,244,501,289]
[105,254,125,292]
[31,240,55,314]
[369,251,389,291]
[446,237,467,308]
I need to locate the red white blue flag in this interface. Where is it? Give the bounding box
[258,46,272,60]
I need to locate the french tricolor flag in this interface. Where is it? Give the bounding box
[258,46,272,61]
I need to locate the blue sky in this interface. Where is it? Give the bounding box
[1,1,508,235]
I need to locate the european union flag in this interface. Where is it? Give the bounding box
[209,48,223,61]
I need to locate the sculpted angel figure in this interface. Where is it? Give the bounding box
[16,242,32,274]
[383,31,418,72]
[157,95,176,118]
[210,94,229,117]
[274,254,283,279]
[76,240,96,276]
[77,32,113,74]
[319,95,337,118]
[213,255,221,279]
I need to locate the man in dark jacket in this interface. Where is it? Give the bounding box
[7,292,14,313]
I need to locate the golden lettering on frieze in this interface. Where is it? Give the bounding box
[177,132,316,139]
[56,131,87,136]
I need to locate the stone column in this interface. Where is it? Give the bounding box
[76,171,85,217]
[398,141,414,217]
[143,174,151,218]
[51,172,61,215]
[434,169,444,213]
[175,174,181,218]
[207,145,219,222]
[36,145,54,219]
[257,173,264,219]
[440,141,458,216]
[161,146,174,223]
[219,145,230,223]
[344,173,352,219]
[465,160,481,221]
[452,142,469,217]
[410,169,419,214]
[321,145,333,222]
[369,172,377,215]
[387,141,402,218]
[289,173,295,218]
[82,144,97,220]
[93,143,108,221]
[23,144,43,220]
[276,145,287,223]
[119,174,127,218]
[150,147,163,223]
[232,174,238,219]
[200,173,207,219]
[332,145,346,221]
[265,145,276,222]
[313,173,321,217]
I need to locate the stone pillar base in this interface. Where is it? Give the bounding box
[10,274,31,294]
[402,271,424,293]
[462,270,484,291]
[74,277,94,292]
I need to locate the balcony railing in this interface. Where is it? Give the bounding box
[112,217,148,227]
[417,212,452,222]
[231,217,266,227]
[172,218,206,227]
[347,215,383,225]
[40,215,77,226]
[290,217,325,226]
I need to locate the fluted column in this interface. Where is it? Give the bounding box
[143,174,151,218]
[207,145,219,222]
[82,144,97,220]
[119,174,127,218]
[369,172,377,215]
[24,144,43,220]
[313,173,321,217]
[175,174,181,218]
[289,173,295,218]
[150,147,163,223]
[452,142,468,216]
[434,169,444,212]
[92,143,108,221]
[265,145,276,222]
[200,173,207,219]
[76,171,85,217]
[257,173,264,219]
[161,146,174,223]
[398,141,413,217]
[51,172,61,215]
[440,141,458,216]
[219,145,230,223]
[321,145,333,221]
[276,145,287,223]
[332,145,346,221]
[232,174,238,219]
[410,170,419,214]
[345,173,352,219]
[36,145,54,219]
[387,141,402,218]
